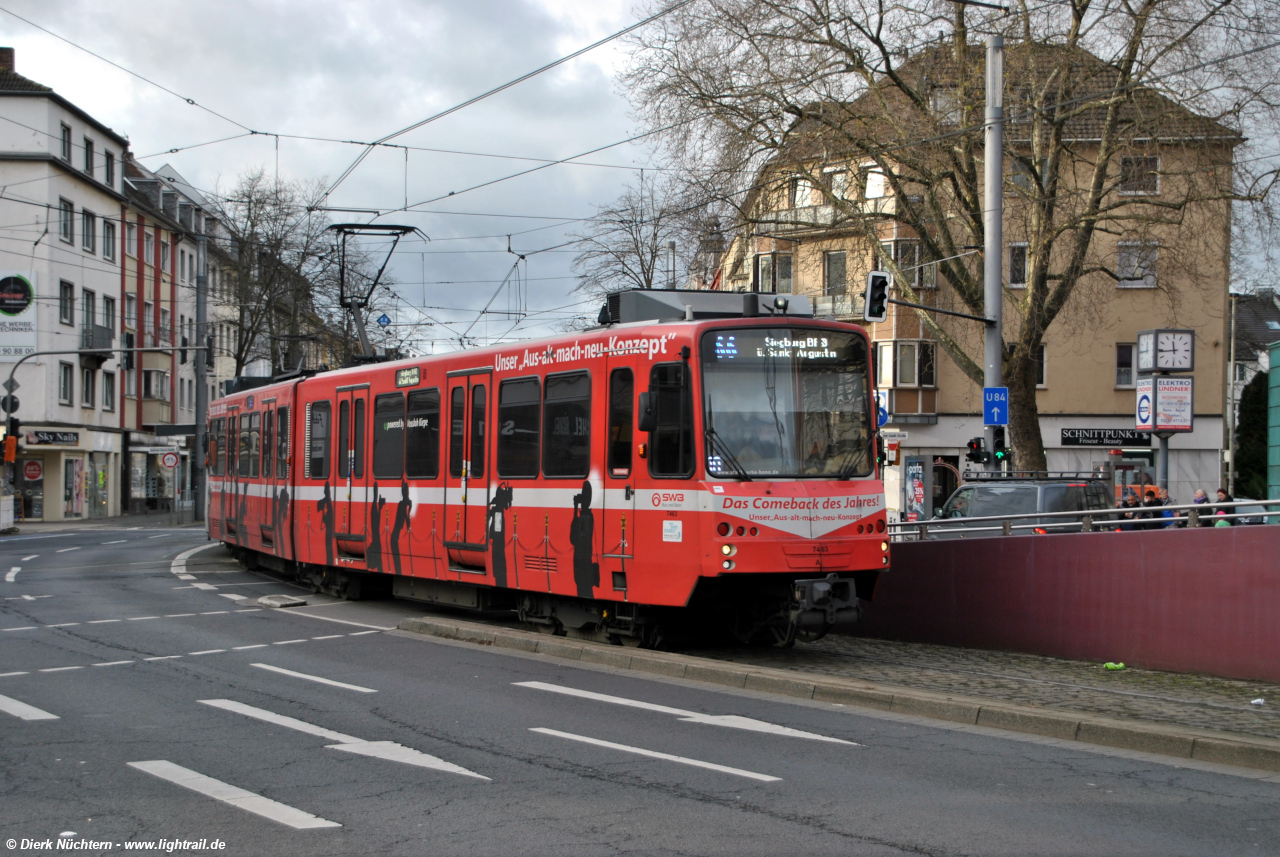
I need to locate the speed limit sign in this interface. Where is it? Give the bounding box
[161,451,179,468]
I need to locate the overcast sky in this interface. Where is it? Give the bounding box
[3,0,655,352]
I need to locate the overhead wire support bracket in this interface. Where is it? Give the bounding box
[325,223,426,358]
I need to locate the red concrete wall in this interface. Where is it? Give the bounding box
[858,526,1280,683]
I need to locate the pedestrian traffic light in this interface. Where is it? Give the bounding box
[992,426,1009,463]
[965,436,987,464]
[863,271,890,323]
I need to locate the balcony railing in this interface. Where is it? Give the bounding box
[79,324,113,351]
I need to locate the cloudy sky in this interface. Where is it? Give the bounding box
[3,0,657,351]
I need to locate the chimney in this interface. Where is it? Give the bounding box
[0,48,14,73]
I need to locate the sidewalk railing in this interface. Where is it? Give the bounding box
[890,498,1280,541]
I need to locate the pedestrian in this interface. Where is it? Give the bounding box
[1157,487,1177,528]
[1117,491,1140,531]
[1192,489,1212,527]
[1214,488,1235,526]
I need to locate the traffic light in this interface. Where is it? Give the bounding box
[965,436,988,464]
[874,435,886,468]
[4,417,18,463]
[992,426,1010,464]
[863,271,890,323]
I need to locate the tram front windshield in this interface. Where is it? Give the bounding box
[700,327,871,478]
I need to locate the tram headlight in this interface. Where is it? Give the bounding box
[720,543,737,557]
[722,559,735,570]
[881,541,889,552]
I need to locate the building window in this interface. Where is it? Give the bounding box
[103,219,116,261]
[126,222,137,257]
[755,253,792,294]
[1119,156,1159,195]
[59,281,74,326]
[824,168,851,201]
[1116,343,1135,388]
[160,308,171,342]
[1117,241,1158,288]
[1033,344,1046,388]
[931,89,962,125]
[876,342,893,388]
[83,138,94,176]
[125,367,136,397]
[787,175,813,208]
[81,367,95,408]
[60,124,72,161]
[103,296,115,333]
[861,166,887,200]
[893,240,935,290]
[1010,243,1028,288]
[1234,361,1248,383]
[59,362,73,404]
[125,294,136,329]
[82,290,96,334]
[59,199,73,243]
[823,250,847,296]
[81,210,96,253]
[144,231,154,262]
[104,151,115,186]
[103,372,115,412]
[891,341,936,388]
[179,249,186,283]
[161,240,170,270]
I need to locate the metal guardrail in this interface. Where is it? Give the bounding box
[890,498,1280,540]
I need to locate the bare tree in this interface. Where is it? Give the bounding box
[624,0,1280,468]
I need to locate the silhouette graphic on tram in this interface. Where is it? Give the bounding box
[487,482,514,587]
[570,480,599,598]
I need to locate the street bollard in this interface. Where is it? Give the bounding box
[1001,519,1012,536]
[1081,515,1093,533]
[1188,508,1199,527]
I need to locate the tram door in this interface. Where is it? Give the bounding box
[261,400,279,552]
[335,384,370,556]
[600,361,637,598]
[444,370,491,565]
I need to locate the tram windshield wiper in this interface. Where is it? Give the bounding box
[705,400,753,482]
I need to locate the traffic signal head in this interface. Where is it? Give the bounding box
[965,436,987,464]
[992,426,1009,463]
[863,271,890,323]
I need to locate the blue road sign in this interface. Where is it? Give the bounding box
[377,313,391,328]
[983,386,1009,426]
[875,391,889,428]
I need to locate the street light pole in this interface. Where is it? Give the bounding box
[194,230,208,522]
[983,35,1004,472]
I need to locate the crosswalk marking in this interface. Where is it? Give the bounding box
[127,761,340,829]
[0,692,59,721]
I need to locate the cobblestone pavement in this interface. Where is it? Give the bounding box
[687,634,1280,740]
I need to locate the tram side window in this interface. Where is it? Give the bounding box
[249,412,261,478]
[338,400,350,479]
[209,418,223,476]
[238,414,251,478]
[372,393,405,479]
[649,363,694,478]
[262,411,274,479]
[449,387,465,478]
[308,401,331,479]
[497,377,540,478]
[406,388,440,478]
[276,406,289,479]
[607,368,633,478]
[470,385,486,478]
[353,398,366,478]
[544,372,590,478]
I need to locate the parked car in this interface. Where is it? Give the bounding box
[1232,500,1275,525]
[929,472,1117,537]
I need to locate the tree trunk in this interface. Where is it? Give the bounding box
[1006,352,1047,471]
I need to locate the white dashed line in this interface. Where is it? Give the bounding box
[93,661,133,667]
[0,692,59,721]
[47,623,80,628]
[311,635,343,640]
[220,593,249,602]
[39,666,83,673]
[88,619,121,624]
[55,547,80,553]
[200,611,228,615]
[191,583,218,591]
[143,656,182,662]
[128,616,160,621]
[2,626,35,632]
[5,567,18,582]
[102,540,126,545]
[21,554,37,561]
[0,671,29,677]
[273,639,307,645]
[251,664,376,693]
[164,613,196,618]
[189,650,226,656]
[530,728,782,782]
[233,645,268,650]
[235,609,261,613]
[349,630,382,636]
[127,761,340,829]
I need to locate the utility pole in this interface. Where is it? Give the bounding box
[983,35,1004,472]
[1227,292,1238,491]
[193,226,208,522]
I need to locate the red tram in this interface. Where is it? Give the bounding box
[206,290,887,645]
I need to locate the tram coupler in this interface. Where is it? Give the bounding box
[791,573,860,633]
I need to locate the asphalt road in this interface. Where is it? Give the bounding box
[0,528,1276,856]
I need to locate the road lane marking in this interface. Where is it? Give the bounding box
[348,629,384,635]
[273,639,307,645]
[235,608,262,613]
[233,645,268,650]
[251,664,376,693]
[191,583,218,591]
[165,613,196,618]
[200,611,228,615]
[88,619,121,624]
[55,548,80,553]
[0,671,29,677]
[5,567,18,582]
[143,656,182,661]
[21,554,37,561]
[47,623,80,628]
[177,574,197,580]
[199,699,487,779]
[2,626,36,631]
[127,761,341,829]
[39,666,83,673]
[0,692,59,720]
[128,616,160,621]
[93,661,133,667]
[515,682,858,745]
[102,540,126,545]
[311,635,343,640]
[530,728,781,782]
[326,741,489,778]
[190,650,226,656]
[283,612,394,631]
[220,593,249,602]
[170,543,220,579]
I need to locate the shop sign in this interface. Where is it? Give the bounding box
[1060,428,1151,447]
[0,271,37,360]
[25,430,79,446]
[1154,377,1194,432]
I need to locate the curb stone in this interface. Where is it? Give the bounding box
[398,615,1280,774]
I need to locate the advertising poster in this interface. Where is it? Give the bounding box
[904,457,927,522]
[0,271,37,360]
[1154,376,1193,432]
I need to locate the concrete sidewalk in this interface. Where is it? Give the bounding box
[1,512,203,534]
